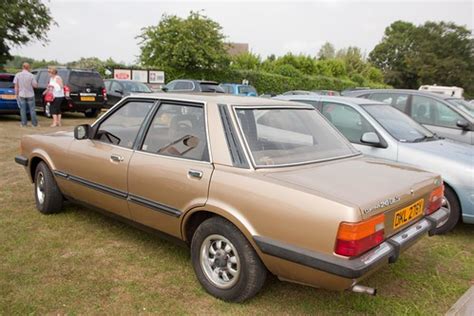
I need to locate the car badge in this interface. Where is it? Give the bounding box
[410,189,414,195]
[363,196,401,214]
[86,88,91,93]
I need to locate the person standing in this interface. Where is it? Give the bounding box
[47,66,64,127]
[13,62,38,127]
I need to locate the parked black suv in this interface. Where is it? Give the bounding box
[163,79,225,93]
[32,68,107,117]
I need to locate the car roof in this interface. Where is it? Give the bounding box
[32,68,100,73]
[275,94,382,106]
[171,79,219,85]
[344,88,457,100]
[129,92,312,107]
[105,79,144,83]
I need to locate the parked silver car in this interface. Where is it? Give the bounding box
[275,95,474,233]
[342,89,474,145]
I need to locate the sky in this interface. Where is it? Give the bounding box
[11,0,474,64]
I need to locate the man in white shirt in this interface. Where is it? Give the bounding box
[14,63,38,127]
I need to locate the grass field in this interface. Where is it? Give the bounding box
[0,113,472,315]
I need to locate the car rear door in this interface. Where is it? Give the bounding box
[61,99,155,219]
[127,101,213,238]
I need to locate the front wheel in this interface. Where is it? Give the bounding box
[34,162,63,214]
[191,217,267,302]
[433,186,460,234]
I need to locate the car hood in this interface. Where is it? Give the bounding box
[400,139,474,166]
[261,156,438,219]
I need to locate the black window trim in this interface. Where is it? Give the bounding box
[218,104,249,168]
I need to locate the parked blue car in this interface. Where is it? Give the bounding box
[220,83,258,96]
[0,73,19,114]
[276,94,474,234]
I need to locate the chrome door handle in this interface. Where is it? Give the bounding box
[110,154,124,162]
[188,169,203,179]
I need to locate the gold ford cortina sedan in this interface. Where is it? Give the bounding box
[15,94,449,302]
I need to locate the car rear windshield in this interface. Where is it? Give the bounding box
[362,104,435,142]
[235,107,358,167]
[0,74,14,88]
[68,71,104,88]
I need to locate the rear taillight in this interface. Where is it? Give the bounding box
[425,185,444,215]
[335,214,385,257]
[102,87,107,101]
[63,85,70,97]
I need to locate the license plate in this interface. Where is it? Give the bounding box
[393,199,424,229]
[80,96,95,101]
[0,94,16,100]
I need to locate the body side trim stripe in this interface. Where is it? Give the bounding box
[128,194,182,217]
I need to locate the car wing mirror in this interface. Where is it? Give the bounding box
[74,124,91,140]
[456,119,469,130]
[161,86,168,92]
[114,89,123,95]
[361,132,381,146]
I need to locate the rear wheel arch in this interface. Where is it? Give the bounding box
[181,209,258,251]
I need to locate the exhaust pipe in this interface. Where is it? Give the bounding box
[351,285,377,296]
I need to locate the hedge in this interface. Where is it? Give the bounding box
[200,69,388,94]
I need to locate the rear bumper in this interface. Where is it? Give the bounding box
[254,207,449,279]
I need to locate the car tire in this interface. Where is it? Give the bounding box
[34,162,63,214]
[433,186,460,234]
[191,216,267,302]
[84,108,99,118]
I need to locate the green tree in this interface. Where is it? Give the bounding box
[0,0,55,66]
[318,42,336,60]
[138,11,229,78]
[231,52,261,70]
[370,21,474,95]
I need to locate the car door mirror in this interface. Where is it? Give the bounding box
[161,86,169,92]
[114,89,123,95]
[74,124,91,140]
[361,132,381,146]
[456,119,469,130]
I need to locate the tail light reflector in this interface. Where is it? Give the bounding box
[102,87,107,101]
[425,185,444,215]
[64,85,70,97]
[335,214,385,257]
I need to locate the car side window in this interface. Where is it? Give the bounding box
[141,104,209,161]
[411,95,463,128]
[104,81,111,91]
[370,93,408,112]
[321,102,376,144]
[95,101,154,149]
[173,81,193,90]
[111,81,122,93]
[37,71,49,87]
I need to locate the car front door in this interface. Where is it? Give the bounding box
[409,95,472,144]
[320,101,397,160]
[127,101,214,238]
[61,100,155,219]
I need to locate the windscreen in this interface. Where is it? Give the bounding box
[122,81,152,93]
[235,107,358,167]
[447,98,474,117]
[363,104,435,142]
[0,74,14,88]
